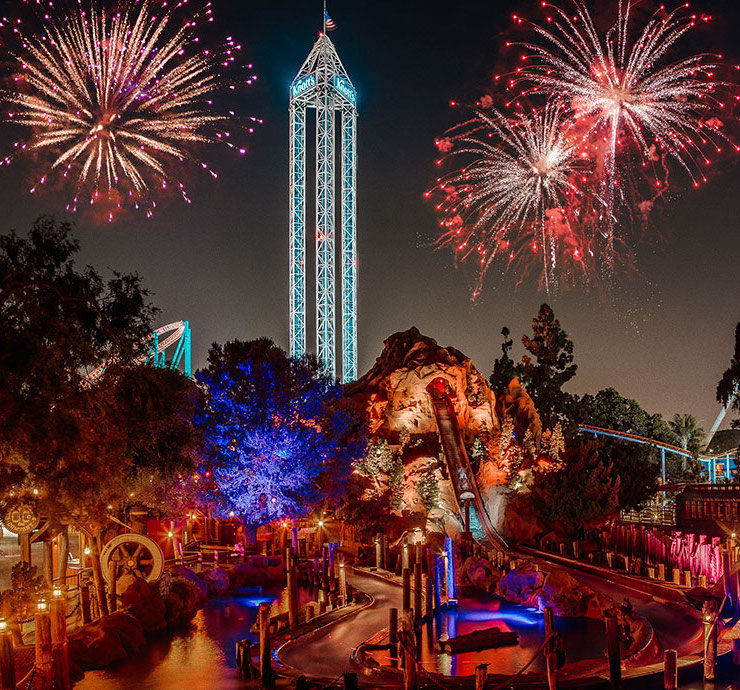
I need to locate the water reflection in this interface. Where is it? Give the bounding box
[77,586,290,690]
[375,592,607,678]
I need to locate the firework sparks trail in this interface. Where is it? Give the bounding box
[514,0,732,262]
[1,0,260,220]
[430,102,597,295]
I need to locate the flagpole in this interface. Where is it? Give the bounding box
[323,0,327,34]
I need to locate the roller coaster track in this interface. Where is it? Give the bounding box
[579,424,737,483]
[427,379,509,551]
[85,320,192,384]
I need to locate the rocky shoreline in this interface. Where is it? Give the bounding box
[461,556,657,666]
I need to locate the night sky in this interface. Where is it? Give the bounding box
[0,0,738,431]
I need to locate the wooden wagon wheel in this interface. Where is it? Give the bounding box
[100,533,165,594]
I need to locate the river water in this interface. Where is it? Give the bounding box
[77,586,283,690]
[78,584,609,688]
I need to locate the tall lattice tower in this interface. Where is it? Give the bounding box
[289,26,357,383]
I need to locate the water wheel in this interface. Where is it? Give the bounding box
[100,533,165,594]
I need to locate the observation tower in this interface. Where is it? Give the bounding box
[289,19,357,382]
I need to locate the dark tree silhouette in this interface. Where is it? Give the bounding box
[518,304,577,427]
[717,322,740,429]
[489,326,518,394]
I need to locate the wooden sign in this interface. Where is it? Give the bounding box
[2,500,40,534]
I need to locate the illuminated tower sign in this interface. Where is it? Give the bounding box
[289,31,357,382]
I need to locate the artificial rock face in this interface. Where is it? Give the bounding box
[345,327,499,445]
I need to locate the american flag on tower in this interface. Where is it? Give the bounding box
[324,10,337,31]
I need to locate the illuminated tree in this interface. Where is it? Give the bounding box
[195,339,366,524]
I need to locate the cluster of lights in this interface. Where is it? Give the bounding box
[429,0,735,294]
[1,0,261,220]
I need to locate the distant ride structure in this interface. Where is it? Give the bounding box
[288,20,358,383]
[85,320,192,383]
[579,424,737,484]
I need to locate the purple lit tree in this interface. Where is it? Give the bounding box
[195,339,366,525]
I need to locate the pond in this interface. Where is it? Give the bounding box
[77,586,288,690]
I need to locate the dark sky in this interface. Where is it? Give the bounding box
[1,0,739,432]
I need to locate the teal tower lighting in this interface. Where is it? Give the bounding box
[289,29,357,382]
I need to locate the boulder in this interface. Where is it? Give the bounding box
[121,578,167,634]
[69,612,146,670]
[462,557,500,592]
[201,567,230,596]
[158,574,206,626]
[167,565,209,600]
[496,562,544,607]
[538,568,592,617]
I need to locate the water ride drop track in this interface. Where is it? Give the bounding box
[427,378,509,550]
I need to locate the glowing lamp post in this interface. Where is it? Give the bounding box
[444,536,457,605]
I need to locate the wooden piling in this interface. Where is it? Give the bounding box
[0,627,15,690]
[402,567,411,612]
[663,649,677,690]
[375,535,382,570]
[402,539,410,571]
[413,563,422,623]
[259,602,274,687]
[703,601,717,681]
[80,583,91,624]
[389,608,399,665]
[339,561,347,605]
[382,535,389,571]
[402,608,417,690]
[342,672,359,689]
[604,612,621,689]
[236,639,254,679]
[51,594,70,690]
[475,663,488,690]
[423,571,433,622]
[107,559,117,613]
[545,606,558,689]
[34,608,53,689]
[287,548,298,629]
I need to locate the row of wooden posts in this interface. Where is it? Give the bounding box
[234,537,738,689]
[236,543,355,685]
[0,592,70,690]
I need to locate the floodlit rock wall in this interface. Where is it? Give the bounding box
[346,327,499,444]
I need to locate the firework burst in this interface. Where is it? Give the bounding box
[430,102,598,295]
[1,0,259,220]
[515,0,732,257]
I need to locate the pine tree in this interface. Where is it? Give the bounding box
[531,441,620,534]
[518,304,577,428]
[489,327,518,393]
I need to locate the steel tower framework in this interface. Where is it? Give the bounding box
[289,33,357,382]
